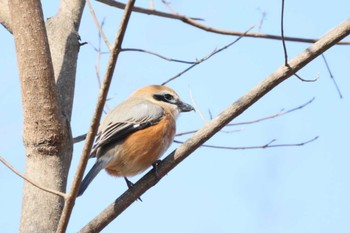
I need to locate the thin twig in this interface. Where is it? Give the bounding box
[97,0,350,45]
[281,0,288,65]
[321,54,343,98]
[280,0,316,83]
[173,136,319,150]
[87,0,111,50]
[227,97,315,126]
[257,8,267,32]
[161,0,176,14]
[121,48,197,64]
[294,72,320,82]
[94,18,112,113]
[0,156,67,198]
[175,97,315,137]
[161,26,255,85]
[55,1,137,233]
[189,88,206,123]
[96,0,203,21]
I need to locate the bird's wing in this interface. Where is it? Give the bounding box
[90,99,164,157]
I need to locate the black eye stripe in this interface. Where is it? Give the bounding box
[153,93,176,103]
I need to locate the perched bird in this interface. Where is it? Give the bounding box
[78,85,194,196]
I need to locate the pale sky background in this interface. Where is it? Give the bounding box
[1,1,350,232]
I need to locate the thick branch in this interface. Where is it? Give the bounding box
[80,18,350,232]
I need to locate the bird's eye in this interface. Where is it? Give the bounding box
[164,93,174,102]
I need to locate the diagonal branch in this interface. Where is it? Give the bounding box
[0,156,67,198]
[97,0,350,45]
[96,0,203,21]
[321,53,343,98]
[87,0,111,50]
[55,1,136,232]
[162,26,254,85]
[79,18,350,233]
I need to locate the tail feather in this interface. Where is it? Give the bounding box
[77,159,107,196]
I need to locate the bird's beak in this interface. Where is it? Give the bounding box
[177,101,194,112]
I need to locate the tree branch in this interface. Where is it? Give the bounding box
[121,48,198,64]
[96,0,203,21]
[321,53,343,98]
[97,0,350,45]
[86,0,111,50]
[174,136,319,150]
[175,97,315,137]
[55,1,136,232]
[0,156,67,198]
[79,18,350,233]
[162,26,254,85]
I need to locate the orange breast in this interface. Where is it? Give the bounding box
[105,113,176,177]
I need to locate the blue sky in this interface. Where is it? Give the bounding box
[1,1,350,232]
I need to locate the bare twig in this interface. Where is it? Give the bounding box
[96,0,203,21]
[87,0,111,50]
[257,8,267,32]
[162,26,255,85]
[228,97,315,126]
[97,0,350,45]
[280,0,317,83]
[121,48,197,64]
[189,88,206,123]
[0,156,66,198]
[174,136,319,150]
[161,0,176,14]
[321,54,343,98]
[79,19,350,233]
[293,71,320,82]
[281,0,288,65]
[175,97,315,137]
[55,1,136,233]
[94,18,112,113]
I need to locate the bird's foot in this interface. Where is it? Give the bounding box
[124,177,142,202]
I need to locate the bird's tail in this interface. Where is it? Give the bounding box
[77,159,108,197]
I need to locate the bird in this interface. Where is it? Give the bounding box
[78,85,194,196]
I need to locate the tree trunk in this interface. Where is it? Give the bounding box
[8,0,84,232]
